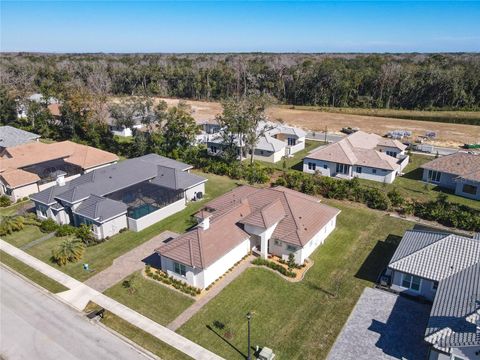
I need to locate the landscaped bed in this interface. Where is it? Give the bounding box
[176,201,414,360]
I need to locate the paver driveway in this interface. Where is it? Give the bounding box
[84,231,178,292]
[327,287,431,360]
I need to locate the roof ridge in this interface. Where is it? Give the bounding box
[196,228,206,268]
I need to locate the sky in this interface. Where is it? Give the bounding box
[1,1,479,53]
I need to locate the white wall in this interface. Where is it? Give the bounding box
[185,182,206,202]
[96,215,128,239]
[160,256,200,287]
[251,148,285,163]
[10,183,38,202]
[299,216,337,263]
[390,271,437,301]
[38,174,81,191]
[127,198,186,232]
[455,180,480,200]
[111,127,133,137]
[244,222,278,259]
[288,137,306,155]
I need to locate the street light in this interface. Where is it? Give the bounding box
[246,311,252,360]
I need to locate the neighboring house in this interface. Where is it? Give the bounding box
[156,185,340,289]
[30,154,206,238]
[107,115,146,137]
[303,130,409,184]
[421,152,480,200]
[385,230,480,359]
[0,126,40,155]
[206,122,307,163]
[17,93,60,119]
[0,141,118,201]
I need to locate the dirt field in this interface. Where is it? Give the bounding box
[154,97,480,148]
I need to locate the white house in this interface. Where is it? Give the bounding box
[303,131,409,184]
[156,185,340,289]
[30,154,207,238]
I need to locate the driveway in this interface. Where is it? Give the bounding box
[327,287,431,360]
[84,231,178,292]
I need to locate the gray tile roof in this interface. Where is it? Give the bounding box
[0,126,40,148]
[73,194,127,223]
[425,262,480,349]
[389,230,449,263]
[151,166,206,190]
[137,154,192,171]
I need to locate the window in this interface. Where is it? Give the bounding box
[260,150,264,155]
[336,163,349,174]
[432,281,439,291]
[287,138,296,146]
[386,151,397,157]
[372,169,377,174]
[210,146,217,153]
[286,244,297,252]
[356,166,362,173]
[308,162,316,171]
[174,262,186,276]
[428,170,441,183]
[274,239,282,247]
[462,184,478,195]
[401,274,421,291]
[323,164,328,170]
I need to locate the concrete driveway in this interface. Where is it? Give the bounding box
[84,231,178,292]
[327,287,431,360]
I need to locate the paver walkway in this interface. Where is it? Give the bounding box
[85,231,178,292]
[168,255,254,331]
[0,239,224,360]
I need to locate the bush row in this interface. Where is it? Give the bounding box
[252,257,296,278]
[275,171,480,231]
[145,266,201,297]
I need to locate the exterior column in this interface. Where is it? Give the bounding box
[260,235,268,259]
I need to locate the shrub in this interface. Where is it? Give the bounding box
[145,267,201,296]
[40,218,59,233]
[51,239,85,266]
[55,224,77,237]
[0,216,25,236]
[119,227,128,233]
[76,224,97,246]
[387,188,404,207]
[0,195,12,207]
[252,258,295,277]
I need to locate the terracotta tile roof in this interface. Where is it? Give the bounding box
[0,169,40,188]
[47,103,61,117]
[157,185,340,269]
[421,152,480,182]
[306,130,402,171]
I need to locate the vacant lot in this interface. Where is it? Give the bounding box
[178,201,414,360]
[152,97,480,148]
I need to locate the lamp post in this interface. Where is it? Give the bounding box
[246,311,252,360]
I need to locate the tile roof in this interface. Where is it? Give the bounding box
[0,168,40,188]
[157,185,340,269]
[306,130,403,171]
[0,126,40,148]
[266,125,307,138]
[151,166,206,190]
[73,194,128,223]
[421,151,480,182]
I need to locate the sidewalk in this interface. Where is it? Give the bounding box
[168,255,253,331]
[0,239,224,360]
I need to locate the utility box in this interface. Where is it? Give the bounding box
[257,347,275,360]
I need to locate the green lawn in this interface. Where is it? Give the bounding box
[255,140,325,171]
[104,271,194,326]
[0,200,31,218]
[177,201,414,360]
[0,250,68,293]
[2,225,45,248]
[26,172,240,281]
[359,154,480,210]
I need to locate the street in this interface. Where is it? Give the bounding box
[0,267,151,360]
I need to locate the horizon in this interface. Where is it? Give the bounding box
[1,1,480,53]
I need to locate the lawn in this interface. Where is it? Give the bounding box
[359,154,480,210]
[177,201,414,360]
[2,225,45,248]
[25,172,240,281]
[0,200,32,218]
[255,140,325,171]
[0,250,68,293]
[104,271,194,326]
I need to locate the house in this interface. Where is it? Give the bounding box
[385,230,480,359]
[0,141,118,202]
[303,131,409,184]
[17,93,60,119]
[0,126,40,154]
[30,154,207,238]
[155,185,340,289]
[421,152,480,200]
[206,122,307,163]
[107,114,147,137]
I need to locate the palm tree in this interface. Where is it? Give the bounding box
[51,239,85,266]
[0,216,25,236]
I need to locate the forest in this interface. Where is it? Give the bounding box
[1,52,479,110]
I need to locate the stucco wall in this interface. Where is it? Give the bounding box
[288,138,306,155]
[422,169,457,190]
[299,216,337,263]
[160,256,200,287]
[127,198,186,232]
[390,270,437,301]
[455,180,480,200]
[185,182,206,202]
[10,183,38,202]
[38,174,81,192]
[252,148,285,163]
[96,215,128,239]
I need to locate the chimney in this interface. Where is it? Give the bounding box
[56,172,66,186]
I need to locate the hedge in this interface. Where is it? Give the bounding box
[145,266,201,297]
[252,257,296,278]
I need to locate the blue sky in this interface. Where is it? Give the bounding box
[1,1,479,53]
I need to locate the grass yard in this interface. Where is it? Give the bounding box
[104,271,194,326]
[25,172,240,281]
[177,201,414,360]
[255,140,325,171]
[0,200,32,218]
[1,225,45,248]
[84,302,192,360]
[0,250,68,293]
[359,154,480,210]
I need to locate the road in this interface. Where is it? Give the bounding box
[0,267,151,360]
[306,131,344,143]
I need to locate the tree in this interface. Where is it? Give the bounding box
[51,239,85,266]
[0,216,25,236]
[75,224,96,246]
[287,253,296,272]
[161,105,199,157]
[0,86,18,125]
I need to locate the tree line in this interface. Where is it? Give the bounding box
[1,53,479,110]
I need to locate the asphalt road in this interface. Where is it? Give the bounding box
[306,131,344,143]
[0,267,151,360]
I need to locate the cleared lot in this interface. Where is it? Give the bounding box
[327,287,431,360]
